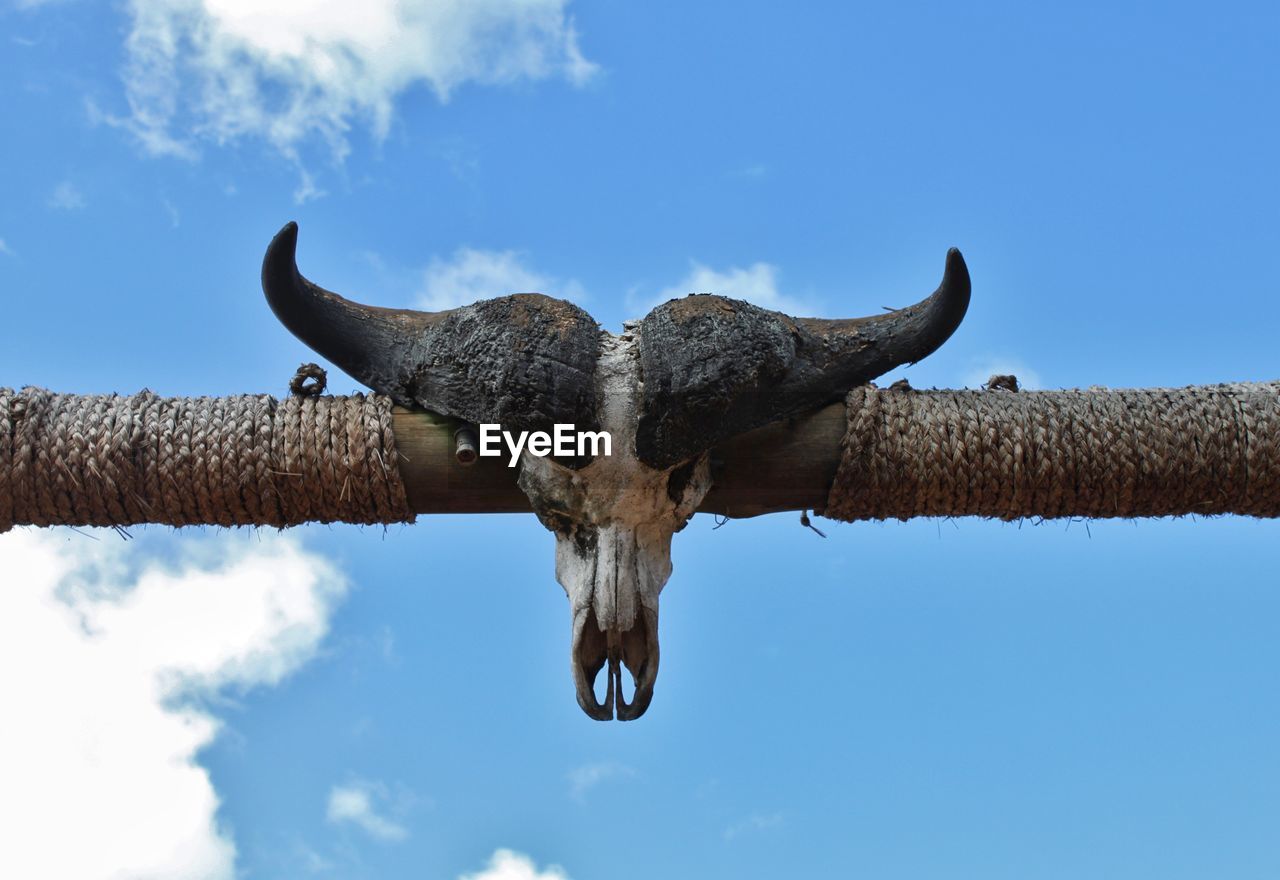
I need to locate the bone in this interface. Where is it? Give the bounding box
[519,326,712,720]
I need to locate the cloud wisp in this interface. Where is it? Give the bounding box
[326,781,410,842]
[460,849,571,880]
[418,247,586,311]
[723,811,784,841]
[0,529,347,880]
[642,260,816,315]
[48,180,86,211]
[98,0,596,173]
[567,761,637,801]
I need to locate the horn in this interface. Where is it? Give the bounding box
[262,221,446,406]
[635,249,971,468]
[263,222,603,438]
[794,247,970,372]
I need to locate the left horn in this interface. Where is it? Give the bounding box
[635,249,970,468]
[263,222,603,438]
[262,221,451,406]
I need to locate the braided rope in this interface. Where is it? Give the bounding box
[826,382,1280,521]
[6,383,1279,531]
[0,388,414,533]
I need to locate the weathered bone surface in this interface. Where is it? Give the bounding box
[263,222,969,720]
[518,327,710,719]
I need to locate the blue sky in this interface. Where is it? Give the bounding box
[2,1,1279,878]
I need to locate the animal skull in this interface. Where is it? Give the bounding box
[262,222,970,720]
[517,328,712,719]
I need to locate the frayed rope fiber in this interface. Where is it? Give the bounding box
[0,388,415,534]
[826,382,1280,521]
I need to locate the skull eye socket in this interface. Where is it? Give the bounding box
[665,459,699,504]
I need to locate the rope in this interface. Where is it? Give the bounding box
[826,382,1280,521]
[288,362,328,397]
[6,381,1280,531]
[0,387,414,533]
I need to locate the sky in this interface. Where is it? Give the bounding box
[1,1,1279,878]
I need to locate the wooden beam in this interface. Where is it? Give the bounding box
[392,404,845,518]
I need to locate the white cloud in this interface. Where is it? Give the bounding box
[419,248,585,310]
[48,180,86,211]
[961,356,1043,390]
[647,261,816,315]
[460,849,571,880]
[325,781,408,842]
[0,528,347,880]
[567,761,636,801]
[0,238,12,257]
[292,167,326,205]
[106,0,597,164]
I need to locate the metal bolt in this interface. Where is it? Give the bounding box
[454,426,478,466]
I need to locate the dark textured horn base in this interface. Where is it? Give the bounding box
[262,222,605,456]
[634,249,970,468]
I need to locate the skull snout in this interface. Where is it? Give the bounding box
[572,602,658,721]
[567,525,664,721]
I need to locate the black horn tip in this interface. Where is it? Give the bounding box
[920,246,971,356]
[264,221,300,274]
[943,247,969,292]
[261,221,304,315]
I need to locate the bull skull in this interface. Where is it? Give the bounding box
[262,222,970,720]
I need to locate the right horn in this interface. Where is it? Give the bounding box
[634,249,971,468]
[794,247,970,376]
